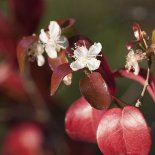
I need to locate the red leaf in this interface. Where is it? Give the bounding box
[97,56,116,96]
[57,18,76,29]
[9,0,45,35]
[79,72,111,109]
[48,51,72,86]
[114,68,155,102]
[65,97,107,143]
[17,35,38,74]
[50,63,73,95]
[97,106,151,155]
[48,50,69,71]
[57,18,76,38]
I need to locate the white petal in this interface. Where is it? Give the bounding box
[45,44,57,58]
[74,46,88,58]
[37,55,45,66]
[57,36,69,49]
[63,74,72,85]
[49,21,61,40]
[87,58,101,71]
[88,42,102,56]
[39,29,48,43]
[36,43,44,55]
[70,60,85,71]
[133,62,140,75]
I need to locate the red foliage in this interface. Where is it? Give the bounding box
[65,97,107,143]
[97,106,151,155]
[9,0,45,35]
[79,72,111,109]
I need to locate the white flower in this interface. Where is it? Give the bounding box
[125,49,146,75]
[70,42,102,71]
[37,21,69,66]
[35,43,45,66]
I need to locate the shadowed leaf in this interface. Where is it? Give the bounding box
[57,18,76,38]
[114,68,155,102]
[48,51,72,86]
[17,35,38,74]
[97,56,116,96]
[9,0,45,35]
[97,106,151,155]
[50,63,73,95]
[79,72,111,109]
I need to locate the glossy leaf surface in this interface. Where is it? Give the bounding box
[79,72,111,109]
[48,51,72,86]
[97,106,151,155]
[50,63,73,95]
[65,97,106,143]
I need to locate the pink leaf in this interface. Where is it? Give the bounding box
[65,97,107,143]
[50,63,73,95]
[79,72,111,109]
[114,68,155,102]
[97,106,151,155]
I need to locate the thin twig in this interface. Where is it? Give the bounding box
[135,57,152,107]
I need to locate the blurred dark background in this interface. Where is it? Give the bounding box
[0,0,155,154]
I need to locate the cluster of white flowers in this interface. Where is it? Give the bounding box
[35,21,69,66]
[32,20,103,71]
[125,49,146,75]
[70,43,102,71]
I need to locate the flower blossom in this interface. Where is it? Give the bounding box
[70,42,102,71]
[36,21,69,66]
[125,49,146,75]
